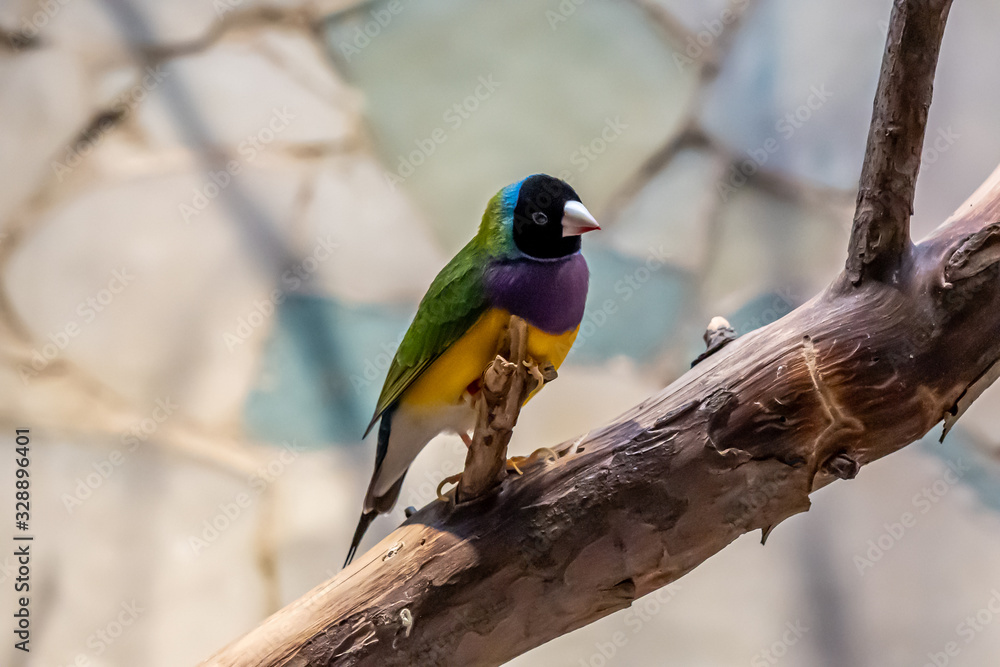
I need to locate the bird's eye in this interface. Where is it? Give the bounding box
[532,212,548,225]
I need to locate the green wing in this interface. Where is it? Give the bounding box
[364,242,489,436]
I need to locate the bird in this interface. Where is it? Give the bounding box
[344,174,600,566]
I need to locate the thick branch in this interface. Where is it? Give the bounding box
[845,0,953,285]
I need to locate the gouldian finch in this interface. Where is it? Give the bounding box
[345,174,599,565]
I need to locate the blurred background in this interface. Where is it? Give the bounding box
[1,0,1000,665]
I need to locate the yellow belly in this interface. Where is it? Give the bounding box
[401,308,579,408]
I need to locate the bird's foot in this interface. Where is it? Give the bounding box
[525,361,558,387]
[506,447,559,475]
[566,432,588,456]
[436,473,462,501]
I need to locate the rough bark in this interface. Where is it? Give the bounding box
[845,0,953,284]
[198,1,985,665]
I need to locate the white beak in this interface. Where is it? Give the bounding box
[562,200,601,237]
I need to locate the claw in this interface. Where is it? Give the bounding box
[506,447,558,475]
[526,447,558,464]
[506,457,524,475]
[436,473,462,501]
[567,432,589,456]
[525,361,557,386]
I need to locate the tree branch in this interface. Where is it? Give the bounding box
[198,2,977,665]
[456,316,545,502]
[844,0,953,285]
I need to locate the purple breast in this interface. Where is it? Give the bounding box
[484,253,590,334]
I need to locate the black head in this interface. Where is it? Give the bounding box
[511,174,599,259]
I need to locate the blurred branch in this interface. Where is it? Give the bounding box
[603,0,761,226]
[844,0,954,285]
[140,5,327,63]
[604,0,854,230]
[0,25,39,51]
[198,2,976,666]
[631,0,754,78]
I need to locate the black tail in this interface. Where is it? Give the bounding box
[344,510,377,567]
[345,407,406,567]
